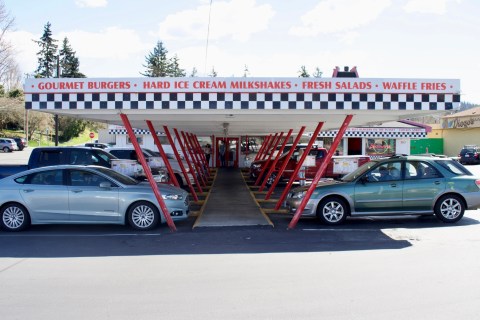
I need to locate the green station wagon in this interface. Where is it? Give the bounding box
[286,155,480,225]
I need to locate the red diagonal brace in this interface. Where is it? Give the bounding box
[174,128,203,193]
[163,126,198,201]
[146,121,179,188]
[255,132,284,185]
[259,129,293,192]
[182,131,206,187]
[288,115,353,229]
[254,134,271,161]
[274,123,323,210]
[266,126,306,200]
[120,114,176,232]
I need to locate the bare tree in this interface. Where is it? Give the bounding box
[0,1,19,89]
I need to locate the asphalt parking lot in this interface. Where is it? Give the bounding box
[1,148,480,319]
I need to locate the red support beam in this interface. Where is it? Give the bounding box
[259,129,292,192]
[120,114,176,232]
[190,133,209,178]
[182,131,206,187]
[146,121,180,188]
[255,132,284,186]
[260,133,279,161]
[288,115,353,229]
[266,126,305,200]
[174,128,203,193]
[164,126,200,200]
[254,135,271,161]
[274,123,324,210]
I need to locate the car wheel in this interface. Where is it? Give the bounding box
[127,201,160,230]
[316,197,349,225]
[2,147,9,153]
[434,194,465,223]
[0,203,30,231]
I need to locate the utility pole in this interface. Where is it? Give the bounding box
[55,55,60,146]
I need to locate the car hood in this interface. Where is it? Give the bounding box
[291,179,347,193]
[132,181,186,194]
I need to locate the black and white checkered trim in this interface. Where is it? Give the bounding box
[108,128,163,135]
[317,130,427,138]
[25,92,460,111]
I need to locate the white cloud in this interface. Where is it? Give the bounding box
[157,0,275,42]
[403,0,461,14]
[289,0,392,36]
[75,0,108,8]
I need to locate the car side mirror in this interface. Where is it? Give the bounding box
[99,182,112,188]
[360,175,370,184]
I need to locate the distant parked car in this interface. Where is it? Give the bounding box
[0,138,18,152]
[8,137,27,151]
[286,155,480,225]
[0,165,189,232]
[459,145,480,165]
[85,142,110,149]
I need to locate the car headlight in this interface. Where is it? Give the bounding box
[292,191,307,199]
[252,164,261,169]
[162,194,184,200]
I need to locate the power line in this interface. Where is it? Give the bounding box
[204,0,213,75]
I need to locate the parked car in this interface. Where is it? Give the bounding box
[0,165,189,232]
[85,142,110,149]
[250,145,370,185]
[0,146,119,180]
[8,137,27,151]
[286,155,480,225]
[458,145,480,165]
[0,138,18,152]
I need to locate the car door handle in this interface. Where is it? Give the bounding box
[390,183,397,187]
[22,189,34,193]
[71,189,83,193]
[434,181,441,185]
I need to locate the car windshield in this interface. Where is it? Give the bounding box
[341,160,380,182]
[435,159,472,175]
[90,167,140,185]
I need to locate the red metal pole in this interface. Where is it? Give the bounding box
[288,115,353,229]
[164,126,199,201]
[174,128,203,193]
[274,123,324,210]
[255,132,284,185]
[182,131,206,187]
[211,135,215,168]
[254,135,271,161]
[266,126,305,200]
[260,133,279,161]
[191,133,209,177]
[146,121,179,188]
[259,129,292,192]
[120,114,176,232]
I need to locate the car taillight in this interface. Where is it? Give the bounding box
[475,180,480,189]
[475,153,479,159]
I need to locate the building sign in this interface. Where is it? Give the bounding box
[443,116,480,129]
[25,77,460,94]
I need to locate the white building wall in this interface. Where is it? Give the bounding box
[395,139,411,155]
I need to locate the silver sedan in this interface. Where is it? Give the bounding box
[0,165,189,231]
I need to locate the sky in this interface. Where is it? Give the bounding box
[4,0,480,103]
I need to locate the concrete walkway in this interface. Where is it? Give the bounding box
[193,167,273,228]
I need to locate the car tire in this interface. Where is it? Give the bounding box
[434,194,465,223]
[127,201,160,231]
[3,147,10,153]
[0,203,30,232]
[316,197,349,225]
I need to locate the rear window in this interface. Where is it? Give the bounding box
[435,160,472,176]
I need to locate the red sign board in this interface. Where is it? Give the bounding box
[89,132,95,139]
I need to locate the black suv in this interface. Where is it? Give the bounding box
[9,137,27,151]
[459,145,480,165]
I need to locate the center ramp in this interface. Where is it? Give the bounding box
[193,168,273,228]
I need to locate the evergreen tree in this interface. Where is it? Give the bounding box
[34,22,58,78]
[313,67,323,78]
[59,37,85,78]
[189,67,198,77]
[170,54,186,77]
[209,66,217,77]
[298,65,310,78]
[141,41,170,77]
